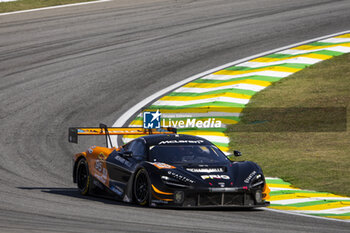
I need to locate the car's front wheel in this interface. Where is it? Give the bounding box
[133,168,150,206]
[76,158,91,195]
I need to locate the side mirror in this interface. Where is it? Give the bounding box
[233,150,242,157]
[123,151,133,158]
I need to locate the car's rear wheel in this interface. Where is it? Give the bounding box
[133,169,150,206]
[76,158,91,195]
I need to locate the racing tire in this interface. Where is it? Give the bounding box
[76,158,92,195]
[133,168,151,206]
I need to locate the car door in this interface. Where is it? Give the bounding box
[105,139,146,196]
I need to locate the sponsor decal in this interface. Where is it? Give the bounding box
[201,174,230,180]
[186,167,224,173]
[114,155,132,167]
[110,185,124,196]
[79,129,99,133]
[95,168,108,184]
[151,199,169,204]
[95,160,103,172]
[143,110,222,129]
[143,110,161,128]
[150,162,175,169]
[218,182,225,187]
[162,118,222,128]
[244,171,257,183]
[167,171,195,184]
[98,152,107,160]
[158,140,204,145]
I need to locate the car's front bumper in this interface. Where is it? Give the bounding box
[150,187,270,208]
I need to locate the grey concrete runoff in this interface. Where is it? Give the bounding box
[0,0,350,232]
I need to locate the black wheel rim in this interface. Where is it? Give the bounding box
[135,171,148,203]
[77,162,88,190]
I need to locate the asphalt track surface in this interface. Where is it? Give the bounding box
[1,0,350,232]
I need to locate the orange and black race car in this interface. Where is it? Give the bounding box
[69,124,270,207]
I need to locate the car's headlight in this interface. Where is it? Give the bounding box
[161,176,172,181]
[251,174,265,188]
[161,176,189,188]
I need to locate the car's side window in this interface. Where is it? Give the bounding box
[122,142,131,152]
[129,140,146,159]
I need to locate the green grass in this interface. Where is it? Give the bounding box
[227,53,350,196]
[0,0,95,13]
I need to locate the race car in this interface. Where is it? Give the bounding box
[69,124,270,207]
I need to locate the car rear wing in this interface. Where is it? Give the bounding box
[68,123,177,145]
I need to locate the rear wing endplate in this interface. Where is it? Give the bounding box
[68,125,177,144]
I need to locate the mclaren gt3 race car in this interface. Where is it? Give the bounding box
[69,124,270,208]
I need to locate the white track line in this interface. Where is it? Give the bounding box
[319,38,350,43]
[239,57,322,68]
[277,46,350,55]
[272,197,350,205]
[0,0,111,16]
[202,71,293,80]
[153,96,250,106]
[264,207,349,223]
[173,84,267,93]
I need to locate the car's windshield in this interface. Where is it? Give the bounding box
[149,145,229,164]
